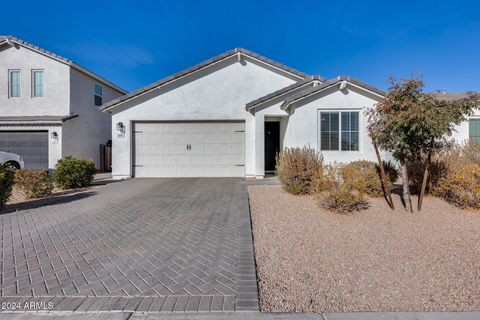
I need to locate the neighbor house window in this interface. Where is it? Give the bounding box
[320,111,360,151]
[94,83,103,106]
[32,70,44,97]
[9,70,20,97]
[470,119,480,145]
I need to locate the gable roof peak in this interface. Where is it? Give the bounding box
[0,35,126,94]
[102,47,311,111]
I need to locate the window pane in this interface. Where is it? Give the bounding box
[321,132,330,150]
[320,114,330,132]
[350,112,359,131]
[351,132,359,151]
[320,112,340,151]
[33,71,44,97]
[341,112,350,132]
[330,113,339,131]
[10,71,20,97]
[330,132,339,150]
[470,119,480,145]
[94,95,102,106]
[340,112,360,151]
[94,83,103,96]
[341,132,349,150]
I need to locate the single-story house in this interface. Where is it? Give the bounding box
[0,36,126,169]
[101,48,479,179]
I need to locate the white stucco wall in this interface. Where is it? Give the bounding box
[451,109,480,143]
[255,84,392,175]
[63,68,121,169]
[0,43,124,169]
[110,56,299,179]
[0,45,70,116]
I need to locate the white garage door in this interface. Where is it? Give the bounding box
[133,122,245,177]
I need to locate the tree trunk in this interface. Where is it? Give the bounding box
[373,140,394,210]
[418,152,432,211]
[401,163,413,212]
[418,137,435,211]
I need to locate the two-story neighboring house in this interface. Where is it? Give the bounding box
[0,36,126,169]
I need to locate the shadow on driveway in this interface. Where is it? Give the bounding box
[1,190,97,215]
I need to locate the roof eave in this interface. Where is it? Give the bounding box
[282,77,386,111]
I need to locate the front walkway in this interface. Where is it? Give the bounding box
[0,178,257,313]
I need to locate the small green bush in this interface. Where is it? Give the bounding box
[0,165,14,208]
[319,184,370,213]
[53,156,96,189]
[15,169,53,199]
[276,147,323,195]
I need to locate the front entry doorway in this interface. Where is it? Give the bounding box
[264,121,280,172]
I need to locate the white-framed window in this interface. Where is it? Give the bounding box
[9,69,21,97]
[94,83,103,106]
[32,70,44,97]
[319,110,360,151]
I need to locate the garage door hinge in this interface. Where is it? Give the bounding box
[133,165,143,167]
[234,130,245,133]
[235,164,245,166]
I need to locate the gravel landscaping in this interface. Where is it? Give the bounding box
[248,184,480,313]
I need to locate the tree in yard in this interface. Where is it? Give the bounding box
[366,77,479,212]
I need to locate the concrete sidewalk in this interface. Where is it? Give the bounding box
[1,312,480,320]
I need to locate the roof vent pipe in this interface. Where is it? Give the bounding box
[339,81,347,90]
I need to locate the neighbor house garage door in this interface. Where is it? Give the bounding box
[133,122,245,177]
[0,131,48,168]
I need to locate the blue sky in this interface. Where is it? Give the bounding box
[3,0,479,92]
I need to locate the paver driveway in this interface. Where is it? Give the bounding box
[0,178,258,313]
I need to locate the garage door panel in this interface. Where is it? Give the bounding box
[0,131,48,169]
[133,122,245,177]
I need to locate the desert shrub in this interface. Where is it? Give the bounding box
[319,184,370,213]
[310,164,340,193]
[276,147,323,195]
[339,160,398,198]
[431,162,480,209]
[15,169,53,199]
[460,142,480,165]
[315,164,370,213]
[0,165,14,209]
[53,156,96,189]
[340,161,379,197]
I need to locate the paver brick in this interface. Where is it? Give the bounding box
[0,178,258,312]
